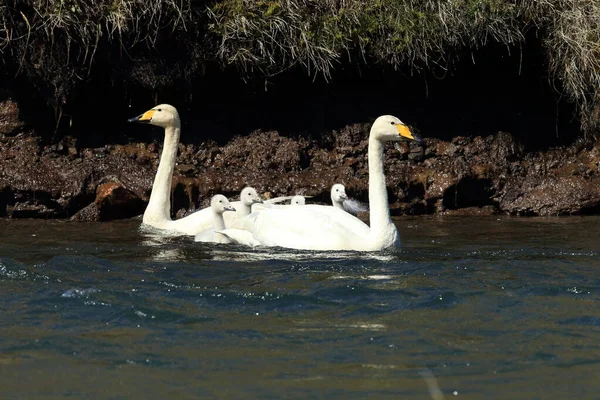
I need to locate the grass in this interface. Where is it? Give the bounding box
[1,0,599,137]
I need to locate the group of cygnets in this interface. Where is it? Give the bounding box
[193,184,366,245]
[128,104,422,251]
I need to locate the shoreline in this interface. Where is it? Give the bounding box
[1,114,598,221]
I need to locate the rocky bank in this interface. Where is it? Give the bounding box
[0,99,599,221]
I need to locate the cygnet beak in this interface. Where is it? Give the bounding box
[253,197,263,204]
[225,205,236,212]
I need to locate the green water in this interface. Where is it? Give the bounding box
[0,216,599,399]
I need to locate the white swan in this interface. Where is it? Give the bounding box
[331,183,369,215]
[330,184,348,210]
[190,186,263,232]
[128,104,261,235]
[129,104,209,235]
[194,195,236,244]
[220,115,420,251]
[192,186,263,236]
[237,187,264,216]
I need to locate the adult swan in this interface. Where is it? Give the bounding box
[128,104,217,235]
[221,115,421,251]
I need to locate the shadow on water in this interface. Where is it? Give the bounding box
[0,216,599,399]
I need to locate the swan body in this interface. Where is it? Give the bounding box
[264,196,295,204]
[221,206,370,250]
[250,194,309,213]
[263,195,311,205]
[220,115,420,251]
[194,195,236,243]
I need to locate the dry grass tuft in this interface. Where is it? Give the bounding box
[1,0,599,137]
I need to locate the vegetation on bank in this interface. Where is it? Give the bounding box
[1,0,599,136]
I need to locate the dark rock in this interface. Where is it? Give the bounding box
[176,164,196,176]
[0,110,599,220]
[0,186,13,217]
[498,175,600,216]
[442,177,495,210]
[70,202,101,222]
[0,98,24,136]
[407,142,425,162]
[0,133,154,220]
[6,202,61,218]
[441,205,498,216]
[96,182,145,221]
[71,182,145,221]
[219,131,309,173]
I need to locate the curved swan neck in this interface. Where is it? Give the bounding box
[331,192,344,209]
[239,203,252,217]
[213,211,231,244]
[367,137,394,235]
[143,124,180,225]
[212,211,226,232]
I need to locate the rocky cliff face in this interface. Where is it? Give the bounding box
[1,99,598,221]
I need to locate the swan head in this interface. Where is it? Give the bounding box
[240,187,263,206]
[331,184,348,204]
[128,104,180,128]
[371,115,421,143]
[291,195,305,206]
[211,194,236,214]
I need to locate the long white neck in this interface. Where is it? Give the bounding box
[332,197,344,210]
[212,211,231,244]
[367,137,398,246]
[239,203,252,217]
[143,124,180,225]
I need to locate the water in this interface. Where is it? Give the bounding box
[0,216,599,399]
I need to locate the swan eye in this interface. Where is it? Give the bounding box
[390,121,396,125]
[157,108,162,112]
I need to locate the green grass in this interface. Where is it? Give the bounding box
[1,0,599,136]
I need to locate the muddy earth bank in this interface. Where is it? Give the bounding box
[0,99,599,221]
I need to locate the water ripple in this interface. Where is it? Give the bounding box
[0,217,599,399]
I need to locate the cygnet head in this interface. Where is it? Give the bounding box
[291,195,305,206]
[370,115,422,143]
[331,184,348,205]
[128,104,180,128]
[240,187,263,206]
[211,194,236,214]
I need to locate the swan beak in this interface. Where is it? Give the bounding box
[397,124,424,144]
[128,109,155,123]
[397,124,416,140]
